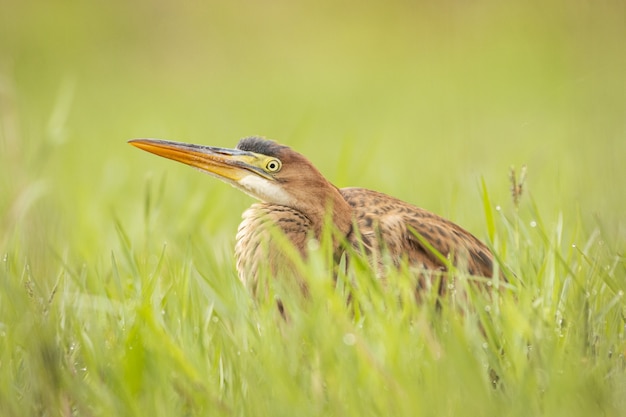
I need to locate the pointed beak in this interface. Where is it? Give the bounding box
[128,138,270,181]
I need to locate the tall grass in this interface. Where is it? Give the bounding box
[0,169,624,416]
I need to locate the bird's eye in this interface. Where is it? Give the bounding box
[265,158,282,172]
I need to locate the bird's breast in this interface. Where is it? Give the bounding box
[235,203,314,292]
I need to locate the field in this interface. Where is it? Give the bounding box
[1,1,625,416]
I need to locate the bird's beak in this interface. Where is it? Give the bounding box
[128,138,270,181]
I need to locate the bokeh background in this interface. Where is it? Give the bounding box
[1,0,625,267]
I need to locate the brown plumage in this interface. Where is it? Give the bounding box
[129,137,495,296]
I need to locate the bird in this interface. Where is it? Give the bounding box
[129,137,496,298]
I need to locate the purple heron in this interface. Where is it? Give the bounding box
[129,137,496,295]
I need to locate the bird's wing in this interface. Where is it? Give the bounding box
[340,187,494,277]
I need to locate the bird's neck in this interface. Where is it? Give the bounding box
[305,186,353,246]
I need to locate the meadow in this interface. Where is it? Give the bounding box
[1,1,625,416]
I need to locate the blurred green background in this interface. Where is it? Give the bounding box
[1,0,625,268]
[1,1,626,415]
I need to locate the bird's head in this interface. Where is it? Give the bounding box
[129,137,350,228]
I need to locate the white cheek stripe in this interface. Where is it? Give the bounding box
[238,175,293,205]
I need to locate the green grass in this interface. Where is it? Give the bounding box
[1,0,625,416]
[1,185,624,417]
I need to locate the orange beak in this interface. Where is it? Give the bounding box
[128,138,271,181]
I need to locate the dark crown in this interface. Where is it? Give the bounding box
[237,137,288,157]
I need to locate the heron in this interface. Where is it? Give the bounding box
[129,137,496,298]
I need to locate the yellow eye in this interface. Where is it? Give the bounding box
[265,158,282,172]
